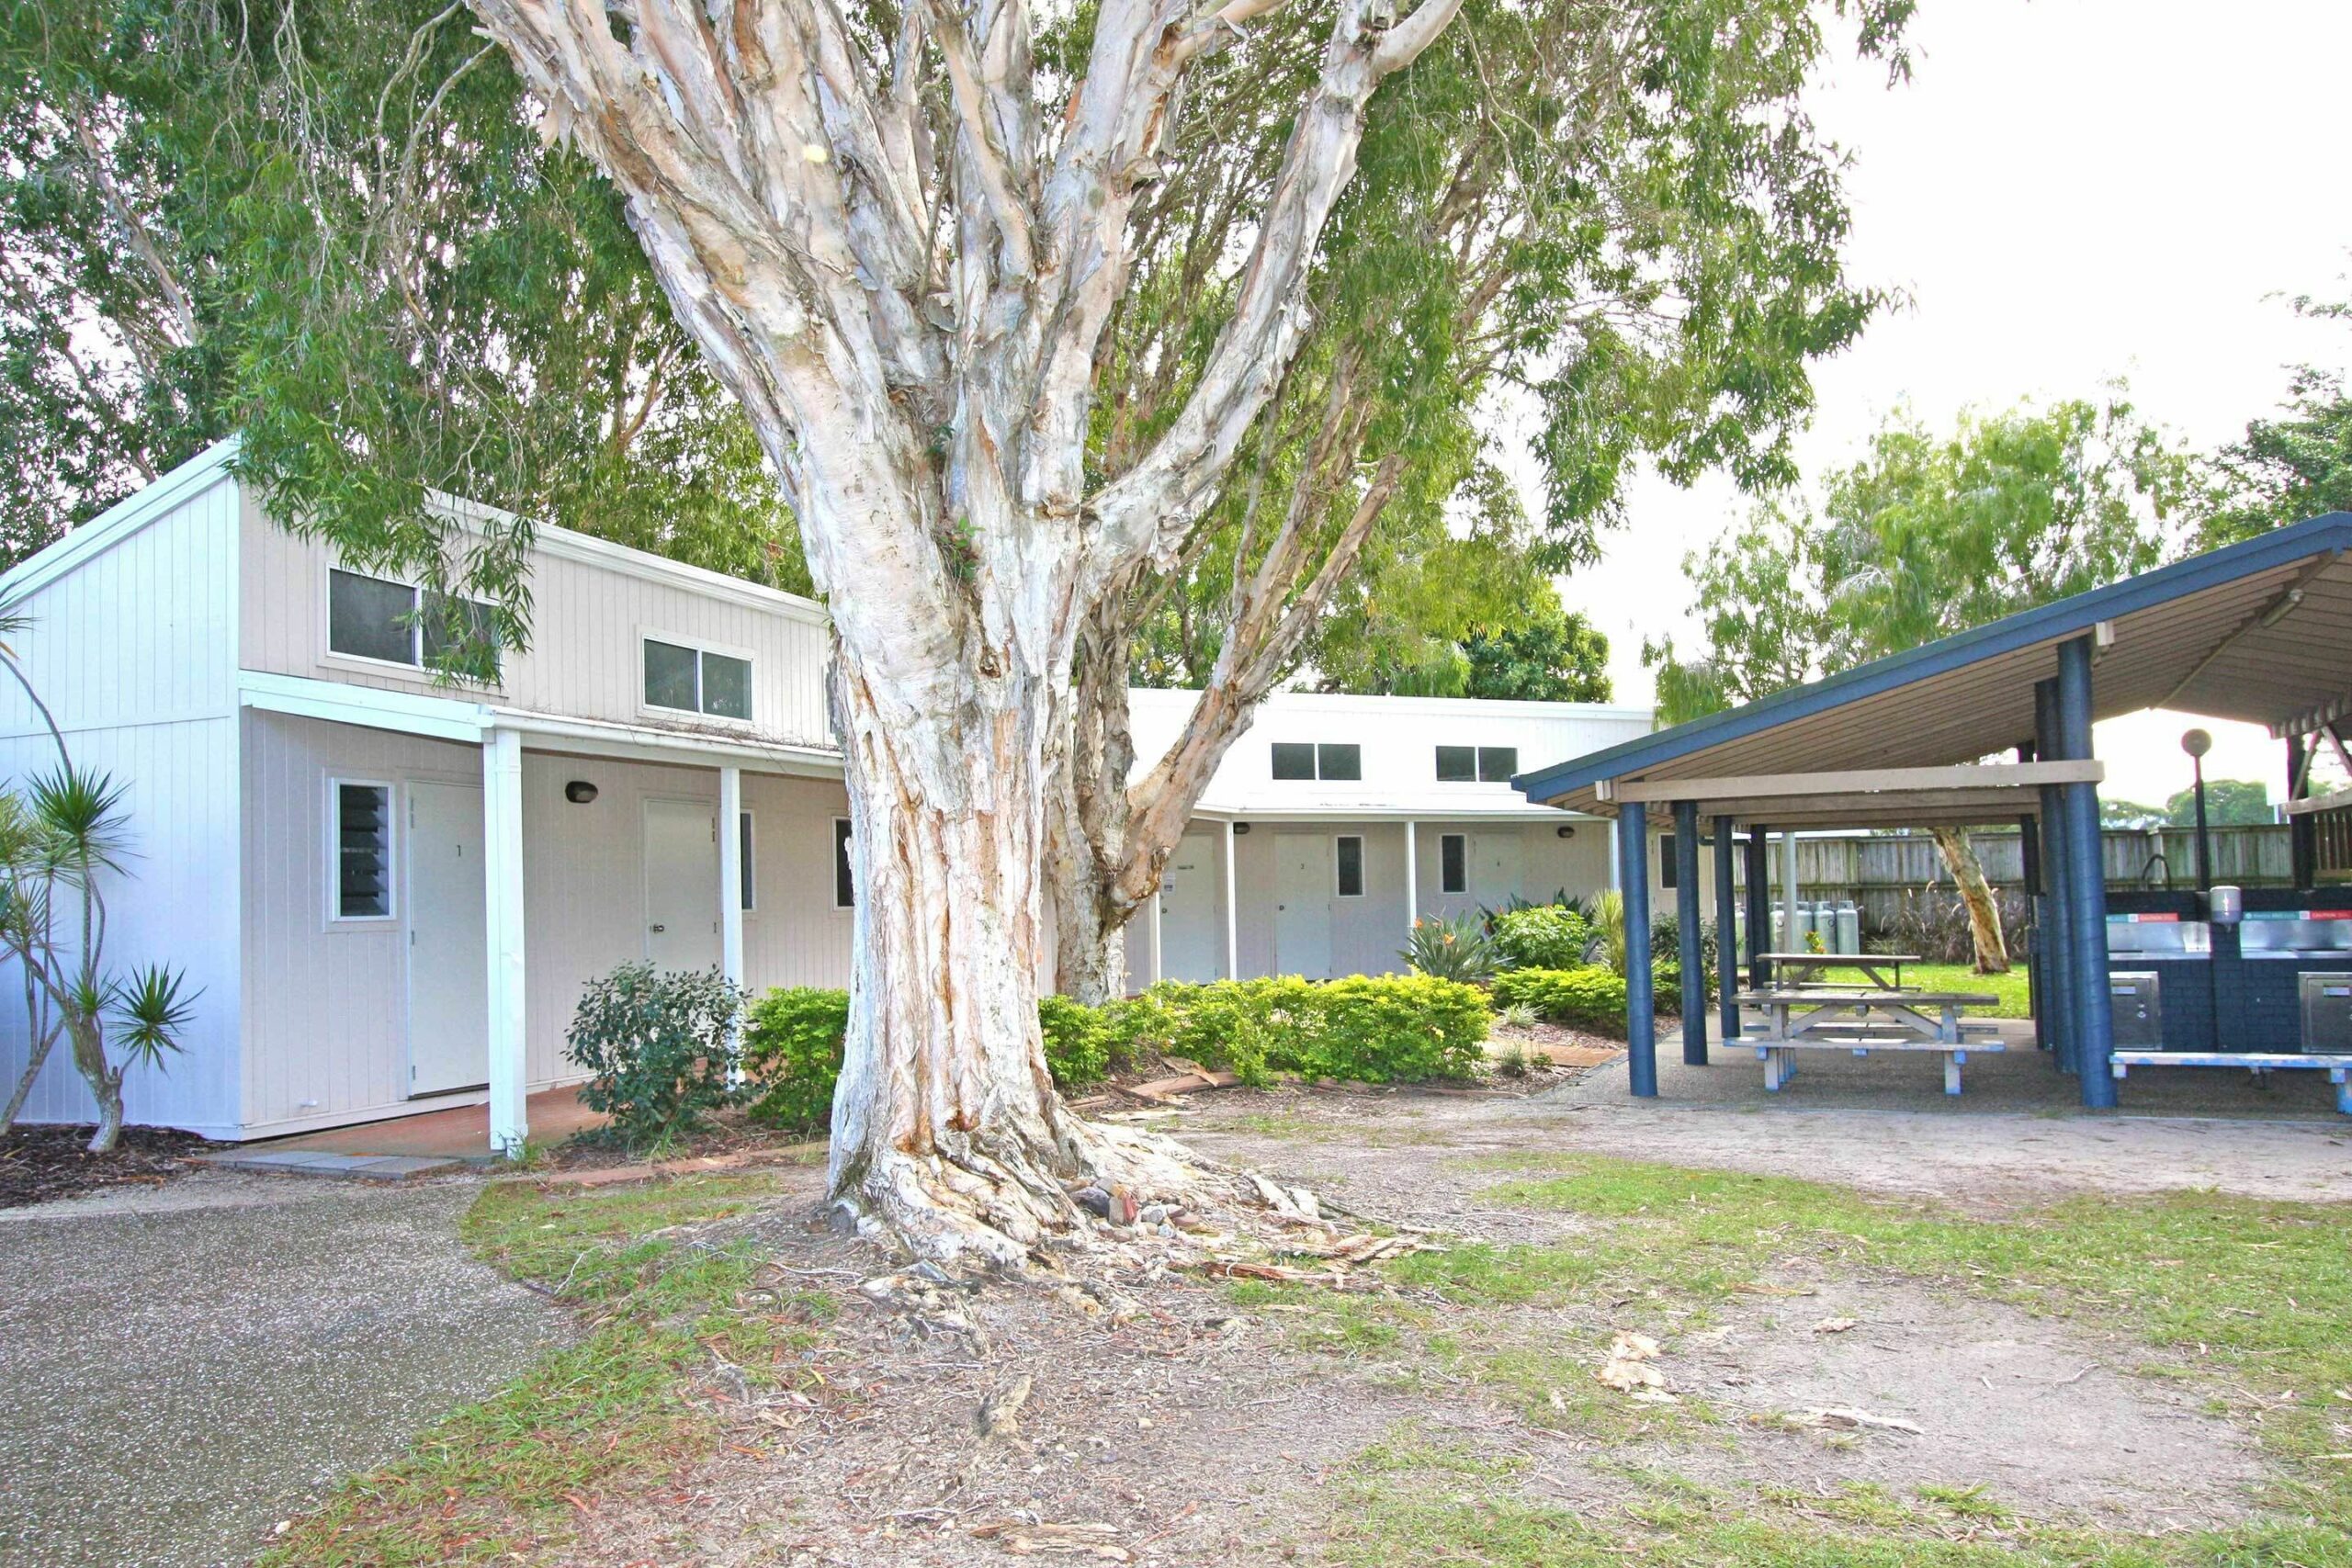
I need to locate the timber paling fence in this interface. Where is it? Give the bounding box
[1728,824,2293,934]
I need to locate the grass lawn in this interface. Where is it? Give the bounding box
[1900,960,2034,1018]
[253,1130,2351,1568]
[257,1171,824,1567]
[1269,1154,2352,1567]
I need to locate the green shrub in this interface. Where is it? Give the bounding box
[741,986,852,1130]
[745,987,1117,1130]
[1036,994,1113,1090]
[565,963,746,1151]
[1490,965,1628,1036]
[1490,904,1595,971]
[1108,974,1488,1085]
[1400,915,1500,983]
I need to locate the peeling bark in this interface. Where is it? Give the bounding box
[464,0,1462,1262]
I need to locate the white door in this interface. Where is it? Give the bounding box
[407,781,488,1096]
[644,797,721,970]
[1472,829,1522,908]
[1272,834,1333,978]
[1158,831,1223,982]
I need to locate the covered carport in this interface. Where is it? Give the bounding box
[1516,512,2352,1113]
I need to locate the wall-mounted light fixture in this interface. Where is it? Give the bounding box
[1232,821,1251,835]
[1555,825,1576,839]
[564,780,600,805]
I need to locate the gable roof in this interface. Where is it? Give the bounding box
[1516,512,2352,815]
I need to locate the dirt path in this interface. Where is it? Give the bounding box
[0,1172,571,1568]
[525,1086,2328,1564]
[1175,1078,2352,1213]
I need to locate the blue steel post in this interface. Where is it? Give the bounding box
[2034,679,2075,1072]
[2057,637,2119,1107]
[1713,815,1741,1046]
[1620,802,1657,1097]
[1675,799,1708,1065]
[1745,825,1771,990]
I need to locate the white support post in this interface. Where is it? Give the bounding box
[1781,828,1801,954]
[1223,820,1240,980]
[1404,819,1419,941]
[718,764,744,988]
[1607,818,1622,891]
[1147,876,1163,990]
[483,726,528,1158]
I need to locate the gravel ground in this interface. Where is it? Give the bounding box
[0,1170,571,1568]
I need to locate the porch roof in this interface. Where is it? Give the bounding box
[1516,512,2352,820]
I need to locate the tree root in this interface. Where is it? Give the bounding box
[830,1104,1301,1274]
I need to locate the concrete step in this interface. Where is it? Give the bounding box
[191,1149,468,1181]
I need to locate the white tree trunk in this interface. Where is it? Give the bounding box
[1932,827,2010,975]
[463,0,1464,1262]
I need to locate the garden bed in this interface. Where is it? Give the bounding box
[0,1124,220,1210]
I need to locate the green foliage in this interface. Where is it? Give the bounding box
[1647,397,2197,724]
[2166,779,2272,826]
[742,988,1116,1131]
[1108,976,1490,1087]
[1589,890,1629,976]
[1035,994,1113,1092]
[1399,915,1500,984]
[1488,905,1596,972]
[1119,0,1910,696]
[2197,289,2352,548]
[0,0,803,615]
[1490,967,1629,1035]
[564,964,746,1153]
[739,986,852,1132]
[1318,583,1616,703]
[0,743,196,1143]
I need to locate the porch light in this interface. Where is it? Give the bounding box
[564,780,600,805]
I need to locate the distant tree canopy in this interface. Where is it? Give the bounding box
[2165,779,2273,828]
[2196,289,2352,550]
[1307,583,1612,703]
[1646,395,2199,722]
[0,0,804,652]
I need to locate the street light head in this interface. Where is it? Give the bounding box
[2180,728,2213,761]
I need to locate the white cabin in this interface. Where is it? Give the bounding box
[0,443,1659,1148]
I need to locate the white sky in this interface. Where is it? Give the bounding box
[1539,0,2352,808]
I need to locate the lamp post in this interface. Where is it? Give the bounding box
[2181,728,2213,890]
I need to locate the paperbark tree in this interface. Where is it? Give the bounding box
[1046,0,1911,1001]
[461,0,1464,1262]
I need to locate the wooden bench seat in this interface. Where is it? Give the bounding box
[1754,1035,2005,1095]
[2108,1051,2352,1115]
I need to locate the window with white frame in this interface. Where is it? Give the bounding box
[1271,741,1362,781]
[333,781,394,919]
[328,568,498,674]
[1335,834,1365,897]
[1439,832,1468,895]
[1434,745,1519,783]
[739,811,756,911]
[833,818,856,908]
[643,637,753,721]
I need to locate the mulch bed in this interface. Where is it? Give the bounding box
[0,1125,221,1210]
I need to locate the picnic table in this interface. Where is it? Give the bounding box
[1731,986,2004,1096]
[1757,952,1921,991]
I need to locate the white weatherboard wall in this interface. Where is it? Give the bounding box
[0,460,243,1134]
[239,714,861,1136]
[238,710,481,1134]
[238,487,834,750]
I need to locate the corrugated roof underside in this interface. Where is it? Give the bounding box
[1544,551,2352,814]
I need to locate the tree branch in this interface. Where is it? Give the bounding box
[1082,0,1461,580]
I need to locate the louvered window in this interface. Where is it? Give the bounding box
[334,783,393,919]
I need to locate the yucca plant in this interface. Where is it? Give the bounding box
[1590,889,1629,976]
[1400,915,1500,985]
[0,761,197,1150]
